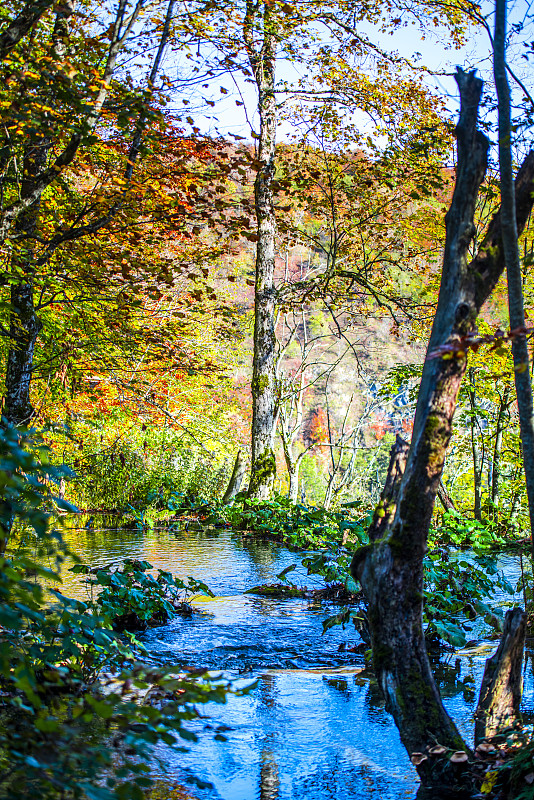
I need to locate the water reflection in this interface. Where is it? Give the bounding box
[259,674,280,800]
[54,519,534,800]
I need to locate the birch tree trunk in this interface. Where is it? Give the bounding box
[494,0,534,560]
[351,69,534,784]
[245,2,278,500]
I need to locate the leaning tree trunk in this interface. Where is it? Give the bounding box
[245,4,278,501]
[494,0,534,561]
[351,68,534,786]
[437,481,456,512]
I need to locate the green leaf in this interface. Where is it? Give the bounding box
[276,564,297,581]
[433,621,466,648]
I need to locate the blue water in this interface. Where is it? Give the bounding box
[60,523,533,800]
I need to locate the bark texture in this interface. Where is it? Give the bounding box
[437,482,456,513]
[494,0,534,559]
[222,450,246,504]
[245,3,278,500]
[367,435,410,542]
[0,0,54,62]
[475,607,526,744]
[351,70,534,780]
[3,140,46,426]
[468,369,483,521]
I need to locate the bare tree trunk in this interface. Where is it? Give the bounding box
[351,70,534,782]
[280,441,301,504]
[475,607,526,744]
[494,0,534,560]
[323,476,335,510]
[367,435,410,542]
[222,450,246,504]
[3,141,45,427]
[468,368,483,521]
[437,482,456,513]
[245,3,278,500]
[492,385,510,509]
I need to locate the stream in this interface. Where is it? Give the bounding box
[59,522,534,800]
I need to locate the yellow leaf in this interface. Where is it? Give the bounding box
[481,770,498,794]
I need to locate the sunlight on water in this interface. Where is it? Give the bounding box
[58,519,534,800]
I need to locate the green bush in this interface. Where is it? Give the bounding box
[0,424,239,799]
[303,534,513,649]
[75,559,213,631]
[207,494,368,548]
[433,509,522,550]
[423,548,513,648]
[69,423,232,512]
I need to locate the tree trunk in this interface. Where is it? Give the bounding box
[279,409,301,504]
[494,0,534,561]
[2,0,171,431]
[437,482,456,513]
[222,450,246,504]
[475,607,526,744]
[2,0,73,428]
[351,70,534,781]
[288,460,301,504]
[282,448,299,504]
[468,368,483,521]
[2,140,46,427]
[352,438,468,766]
[246,4,278,500]
[323,476,335,511]
[367,435,410,542]
[0,0,55,63]
[492,385,510,509]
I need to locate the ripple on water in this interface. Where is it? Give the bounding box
[58,522,534,800]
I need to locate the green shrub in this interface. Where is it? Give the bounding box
[434,509,522,550]
[423,548,514,648]
[0,424,238,799]
[305,536,514,649]
[75,559,213,631]
[69,424,232,512]
[206,494,368,548]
